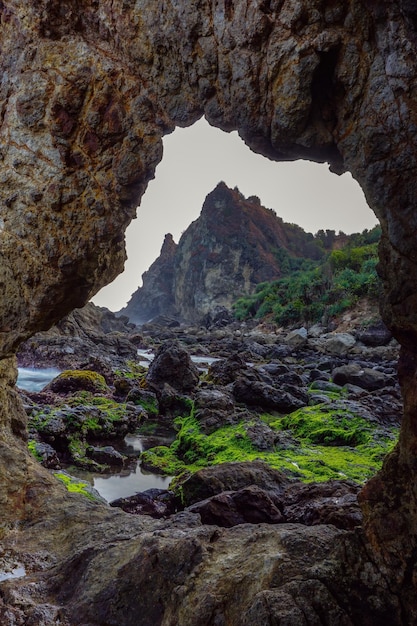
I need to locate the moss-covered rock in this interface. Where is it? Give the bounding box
[54,471,103,502]
[141,402,399,486]
[46,370,109,395]
[29,394,144,471]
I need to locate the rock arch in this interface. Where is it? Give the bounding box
[1,0,417,622]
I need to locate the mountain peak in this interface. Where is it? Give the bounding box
[122,183,323,325]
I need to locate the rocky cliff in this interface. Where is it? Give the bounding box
[123,182,322,324]
[1,1,417,623]
[17,302,139,369]
[121,233,178,324]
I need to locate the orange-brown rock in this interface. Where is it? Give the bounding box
[1,0,417,623]
[123,182,324,324]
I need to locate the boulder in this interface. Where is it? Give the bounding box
[146,341,200,394]
[332,363,390,391]
[187,485,284,527]
[283,480,362,530]
[32,441,61,469]
[87,446,125,467]
[45,369,108,395]
[285,327,308,348]
[208,354,247,386]
[323,333,356,356]
[233,376,308,412]
[194,388,236,433]
[179,461,291,507]
[110,488,177,518]
[356,321,392,347]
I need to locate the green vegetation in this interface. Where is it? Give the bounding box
[28,440,42,461]
[54,471,97,501]
[114,361,148,386]
[233,226,381,326]
[141,400,398,484]
[54,369,108,393]
[29,393,142,470]
[136,396,158,415]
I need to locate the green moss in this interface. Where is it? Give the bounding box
[56,369,108,393]
[141,446,187,475]
[54,471,97,501]
[114,361,148,383]
[141,403,399,485]
[137,397,158,416]
[28,440,42,461]
[279,405,372,447]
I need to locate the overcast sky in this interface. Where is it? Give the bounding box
[92,117,378,312]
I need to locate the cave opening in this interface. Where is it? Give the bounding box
[92,117,377,311]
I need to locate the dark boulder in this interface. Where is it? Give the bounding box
[179,461,291,507]
[194,388,236,433]
[356,321,392,347]
[332,363,391,391]
[87,445,125,467]
[45,370,108,395]
[32,441,61,469]
[110,488,177,518]
[283,480,362,530]
[146,340,200,394]
[208,354,247,386]
[233,375,308,412]
[187,485,284,527]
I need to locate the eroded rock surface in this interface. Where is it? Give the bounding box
[1,0,417,622]
[122,182,325,324]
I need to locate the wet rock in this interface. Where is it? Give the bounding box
[244,421,280,451]
[179,461,291,507]
[187,485,284,527]
[17,303,138,370]
[283,480,362,530]
[110,488,177,518]
[332,363,391,391]
[208,354,247,386]
[285,327,308,349]
[45,370,108,395]
[87,445,125,467]
[356,321,392,347]
[233,375,307,412]
[194,388,236,433]
[310,379,343,393]
[322,333,356,356]
[32,442,61,469]
[126,388,158,409]
[146,341,199,394]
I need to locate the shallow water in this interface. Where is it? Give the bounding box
[69,428,175,503]
[17,367,61,392]
[93,468,172,503]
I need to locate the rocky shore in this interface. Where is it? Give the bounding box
[17,305,401,529]
[0,306,405,624]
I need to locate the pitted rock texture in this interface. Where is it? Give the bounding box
[1,0,417,622]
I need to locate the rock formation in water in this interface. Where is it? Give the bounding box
[1,0,417,623]
[122,182,323,324]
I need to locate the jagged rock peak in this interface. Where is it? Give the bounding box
[122,182,322,325]
[120,232,178,325]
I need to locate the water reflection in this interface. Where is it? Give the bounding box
[68,426,176,503]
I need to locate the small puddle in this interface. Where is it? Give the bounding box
[68,426,176,503]
[93,468,172,503]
